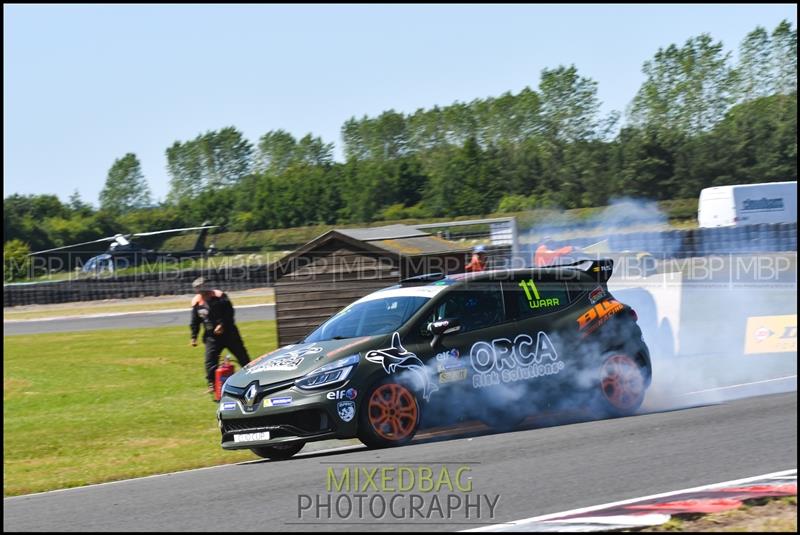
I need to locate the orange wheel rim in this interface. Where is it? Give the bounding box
[368,383,418,441]
[600,355,645,410]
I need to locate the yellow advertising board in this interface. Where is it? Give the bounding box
[744,314,797,354]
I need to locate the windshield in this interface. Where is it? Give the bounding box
[304,295,429,342]
[82,255,111,273]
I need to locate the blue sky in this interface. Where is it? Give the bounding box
[4,4,797,205]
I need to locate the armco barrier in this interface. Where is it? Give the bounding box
[4,222,797,307]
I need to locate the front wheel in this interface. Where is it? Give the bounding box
[250,442,305,460]
[358,379,421,449]
[595,353,647,417]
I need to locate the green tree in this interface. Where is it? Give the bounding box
[423,137,497,217]
[166,139,205,202]
[99,153,152,213]
[736,26,773,101]
[342,111,409,161]
[771,20,797,95]
[407,106,448,152]
[615,127,687,199]
[497,194,533,213]
[629,34,737,133]
[118,204,184,234]
[42,214,104,248]
[294,134,334,166]
[338,158,384,222]
[203,127,254,189]
[341,116,370,160]
[256,130,297,174]
[4,194,70,250]
[565,140,615,207]
[175,186,238,227]
[538,65,602,142]
[68,189,93,216]
[3,239,31,281]
[699,94,797,187]
[257,130,334,173]
[478,88,542,145]
[166,127,253,203]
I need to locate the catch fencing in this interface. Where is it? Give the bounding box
[540,222,797,256]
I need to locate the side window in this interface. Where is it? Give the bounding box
[506,279,569,319]
[430,282,506,333]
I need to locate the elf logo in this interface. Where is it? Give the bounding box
[327,388,358,401]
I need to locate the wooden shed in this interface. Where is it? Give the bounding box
[270,224,470,346]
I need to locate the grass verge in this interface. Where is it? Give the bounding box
[3,320,278,497]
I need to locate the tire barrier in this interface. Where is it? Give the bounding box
[3,265,274,307]
[518,221,796,260]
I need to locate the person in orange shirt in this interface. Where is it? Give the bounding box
[465,245,488,272]
[534,237,575,267]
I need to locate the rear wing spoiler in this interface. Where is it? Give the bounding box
[558,258,614,283]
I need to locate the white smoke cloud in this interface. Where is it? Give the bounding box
[402,200,797,433]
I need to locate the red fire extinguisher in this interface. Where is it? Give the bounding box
[214,355,235,402]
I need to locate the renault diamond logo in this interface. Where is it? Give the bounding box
[244,384,258,407]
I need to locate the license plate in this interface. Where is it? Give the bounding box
[233,431,270,443]
[439,368,468,383]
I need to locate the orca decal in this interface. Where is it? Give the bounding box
[364,332,439,401]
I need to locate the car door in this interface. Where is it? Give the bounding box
[404,281,510,389]
[500,274,574,388]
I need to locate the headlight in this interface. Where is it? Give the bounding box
[222,382,245,397]
[295,354,359,390]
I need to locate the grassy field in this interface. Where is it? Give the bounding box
[3,320,278,497]
[4,289,275,321]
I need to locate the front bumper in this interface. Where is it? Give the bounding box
[218,380,357,450]
[220,409,337,449]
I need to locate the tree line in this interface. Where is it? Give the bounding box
[4,21,796,259]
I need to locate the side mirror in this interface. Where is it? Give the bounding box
[427,318,461,348]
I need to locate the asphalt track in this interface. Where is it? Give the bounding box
[4,391,796,532]
[2,304,275,335]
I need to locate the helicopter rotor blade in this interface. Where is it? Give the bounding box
[132,225,219,237]
[28,236,119,256]
[27,226,219,256]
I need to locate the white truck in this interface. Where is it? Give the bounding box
[698,181,797,227]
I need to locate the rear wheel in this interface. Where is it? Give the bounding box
[250,442,305,460]
[596,353,647,417]
[358,379,420,449]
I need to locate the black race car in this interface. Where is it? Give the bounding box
[217,259,651,459]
